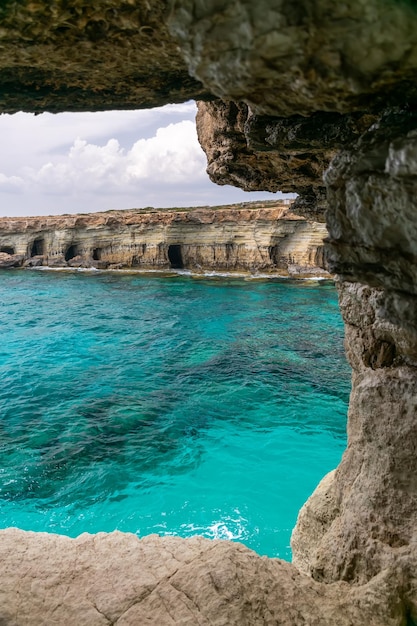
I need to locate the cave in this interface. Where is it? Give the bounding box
[268,245,278,265]
[64,244,80,262]
[0,246,15,255]
[1,1,417,624]
[167,244,184,269]
[92,248,102,261]
[29,237,44,257]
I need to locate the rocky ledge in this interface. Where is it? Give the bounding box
[0,201,328,276]
[0,529,404,626]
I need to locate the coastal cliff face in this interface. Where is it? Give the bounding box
[292,111,417,594]
[0,202,327,275]
[1,1,417,624]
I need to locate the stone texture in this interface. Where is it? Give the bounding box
[0,528,409,626]
[0,201,328,275]
[291,280,417,587]
[291,111,417,595]
[325,108,417,295]
[291,470,339,576]
[168,0,417,117]
[0,251,24,268]
[3,1,417,118]
[196,100,376,220]
[0,0,210,113]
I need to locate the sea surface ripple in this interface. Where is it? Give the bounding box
[0,270,350,560]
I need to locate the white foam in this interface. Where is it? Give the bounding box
[175,511,251,542]
[27,265,332,281]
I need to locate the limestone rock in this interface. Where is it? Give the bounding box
[291,109,417,589]
[0,201,329,275]
[0,252,24,268]
[47,255,67,268]
[24,255,44,267]
[0,528,408,626]
[291,470,339,576]
[325,108,417,296]
[196,100,376,219]
[0,1,210,113]
[168,0,417,117]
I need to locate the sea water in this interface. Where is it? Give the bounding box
[0,270,350,560]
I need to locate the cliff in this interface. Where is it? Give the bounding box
[1,1,417,624]
[0,201,328,276]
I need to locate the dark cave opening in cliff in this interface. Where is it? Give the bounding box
[268,245,278,266]
[30,238,44,257]
[168,244,184,269]
[0,246,15,255]
[65,244,80,262]
[92,248,102,261]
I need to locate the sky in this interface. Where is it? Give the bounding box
[0,101,291,217]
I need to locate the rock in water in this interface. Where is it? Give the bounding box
[0,252,24,268]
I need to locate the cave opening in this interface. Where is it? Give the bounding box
[92,248,102,261]
[268,245,278,265]
[30,238,44,257]
[168,244,184,269]
[65,244,80,262]
[0,246,15,255]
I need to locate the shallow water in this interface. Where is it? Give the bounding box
[0,270,350,560]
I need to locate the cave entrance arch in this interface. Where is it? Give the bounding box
[0,246,15,255]
[65,244,80,262]
[92,248,102,261]
[30,237,45,257]
[168,244,184,269]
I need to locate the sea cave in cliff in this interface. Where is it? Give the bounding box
[167,244,184,268]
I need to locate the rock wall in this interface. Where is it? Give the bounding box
[291,111,417,604]
[0,202,328,276]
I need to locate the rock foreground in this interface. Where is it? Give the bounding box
[0,529,406,626]
[0,201,327,276]
[1,0,417,624]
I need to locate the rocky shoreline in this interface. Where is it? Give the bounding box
[0,200,329,277]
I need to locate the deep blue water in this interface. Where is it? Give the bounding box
[0,270,350,560]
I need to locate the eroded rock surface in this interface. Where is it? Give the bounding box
[168,0,417,117]
[0,201,327,275]
[291,110,417,617]
[0,251,23,268]
[196,100,376,221]
[0,529,409,626]
[0,0,209,113]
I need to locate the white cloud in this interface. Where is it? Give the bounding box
[124,121,205,184]
[0,173,24,191]
[0,103,286,216]
[23,120,205,194]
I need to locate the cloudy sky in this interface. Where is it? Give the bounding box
[0,101,290,217]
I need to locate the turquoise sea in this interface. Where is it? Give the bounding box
[0,270,350,561]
